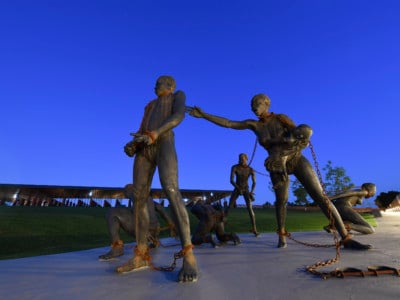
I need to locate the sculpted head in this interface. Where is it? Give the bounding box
[251,94,271,118]
[239,153,248,166]
[361,183,376,198]
[155,75,176,97]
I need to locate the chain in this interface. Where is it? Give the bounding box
[151,250,184,272]
[285,232,336,248]
[151,244,194,272]
[305,141,341,278]
[248,137,258,166]
[248,137,270,177]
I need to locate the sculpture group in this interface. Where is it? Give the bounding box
[100,75,375,283]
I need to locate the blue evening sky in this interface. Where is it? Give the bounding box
[1,1,399,207]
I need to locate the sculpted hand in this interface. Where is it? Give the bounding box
[249,192,256,202]
[133,134,151,145]
[188,106,205,118]
[124,141,136,157]
[133,131,158,145]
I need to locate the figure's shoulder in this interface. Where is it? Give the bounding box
[174,90,186,100]
[274,113,296,127]
[274,113,291,120]
[145,99,157,110]
[231,164,240,171]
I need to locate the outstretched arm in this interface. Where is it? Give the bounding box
[330,189,366,203]
[188,106,254,130]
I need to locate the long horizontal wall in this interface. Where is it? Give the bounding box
[0,183,232,208]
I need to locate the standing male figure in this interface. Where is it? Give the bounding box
[189,93,371,250]
[119,75,198,282]
[227,153,259,236]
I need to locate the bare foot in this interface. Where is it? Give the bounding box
[115,255,150,273]
[277,236,287,248]
[342,238,372,250]
[98,245,124,261]
[178,251,198,282]
[116,245,150,273]
[232,233,241,245]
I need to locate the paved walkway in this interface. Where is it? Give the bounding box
[1,211,399,300]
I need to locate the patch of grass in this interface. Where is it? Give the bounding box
[222,208,332,233]
[0,206,376,260]
[0,207,128,259]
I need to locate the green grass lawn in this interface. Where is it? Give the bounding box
[0,206,376,260]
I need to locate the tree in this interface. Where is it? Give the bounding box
[291,160,354,205]
[291,178,311,206]
[322,160,354,195]
[375,191,399,209]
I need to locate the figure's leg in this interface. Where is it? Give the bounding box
[215,222,241,245]
[99,208,134,260]
[116,154,156,273]
[158,139,198,282]
[225,190,239,216]
[342,209,375,234]
[146,198,161,247]
[271,172,290,248]
[243,192,259,237]
[154,202,178,237]
[293,157,347,234]
[293,156,371,249]
[192,232,216,247]
[191,209,217,247]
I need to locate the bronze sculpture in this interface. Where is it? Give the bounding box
[189,93,371,250]
[98,185,177,261]
[119,76,198,282]
[190,200,241,247]
[226,153,259,237]
[324,183,376,235]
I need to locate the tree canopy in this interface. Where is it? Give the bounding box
[291,160,354,206]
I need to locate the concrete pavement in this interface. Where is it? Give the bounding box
[0,211,399,300]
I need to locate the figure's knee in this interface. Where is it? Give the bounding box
[362,226,375,234]
[274,199,288,210]
[127,183,149,201]
[163,183,180,200]
[366,228,375,234]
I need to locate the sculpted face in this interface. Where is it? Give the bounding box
[155,75,176,97]
[363,183,377,198]
[239,153,248,166]
[251,94,270,118]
